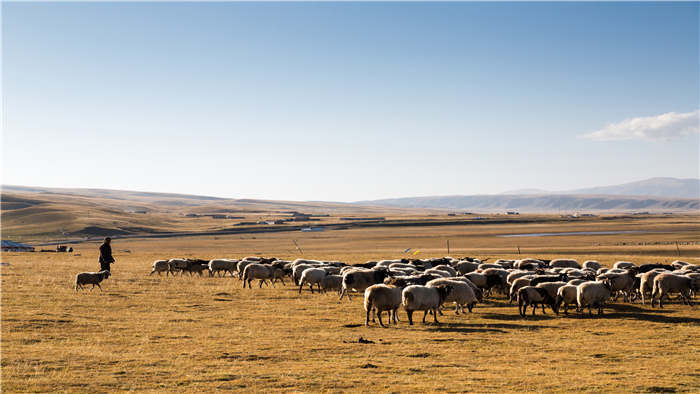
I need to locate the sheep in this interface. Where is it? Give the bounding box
[530,274,567,287]
[582,260,601,271]
[494,259,514,269]
[596,268,638,302]
[181,259,209,277]
[432,265,457,277]
[445,277,483,302]
[168,258,188,276]
[208,259,238,277]
[513,258,545,270]
[237,259,256,279]
[637,263,674,273]
[509,277,532,303]
[423,268,452,278]
[298,268,328,294]
[75,270,111,291]
[638,269,669,305]
[567,279,588,286]
[577,281,613,316]
[480,268,509,295]
[549,259,581,269]
[596,267,609,276]
[339,268,390,301]
[402,284,453,325]
[242,263,276,288]
[292,264,315,285]
[364,284,403,327]
[671,260,690,270]
[454,261,480,274]
[477,263,503,270]
[613,261,636,269]
[554,284,580,315]
[150,260,170,276]
[535,281,567,301]
[320,274,343,294]
[507,270,535,286]
[651,273,698,308]
[426,278,477,315]
[681,264,700,273]
[517,286,556,316]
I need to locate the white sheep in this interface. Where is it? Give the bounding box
[364,284,403,327]
[509,277,532,303]
[75,270,111,291]
[576,281,612,316]
[401,284,452,325]
[339,268,389,301]
[651,273,697,308]
[613,261,636,269]
[555,284,580,315]
[432,265,457,277]
[582,260,602,271]
[454,261,480,274]
[298,267,328,294]
[549,259,581,269]
[150,260,170,276]
[320,274,343,294]
[638,269,669,305]
[426,278,477,315]
[535,281,568,300]
[208,259,238,277]
[242,263,275,288]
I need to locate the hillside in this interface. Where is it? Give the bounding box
[357,194,699,212]
[564,177,699,199]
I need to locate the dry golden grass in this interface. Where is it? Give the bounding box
[2,217,700,392]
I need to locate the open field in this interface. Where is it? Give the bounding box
[2,216,700,392]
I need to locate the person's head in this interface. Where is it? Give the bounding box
[104,237,112,244]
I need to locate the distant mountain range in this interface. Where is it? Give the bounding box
[358,177,700,212]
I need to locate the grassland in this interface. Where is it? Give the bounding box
[2,216,700,392]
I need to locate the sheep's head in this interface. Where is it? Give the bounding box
[101,270,111,279]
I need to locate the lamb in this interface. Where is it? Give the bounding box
[208,259,238,277]
[339,268,390,301]
[242,263,276,288]
[401,285,453,325]
[426,278,477,315]
[517,286,556,316]
[150,260,170,276]
[298,268,328,294]
[75,270,111,291]
[320,274,343,294]
[651,273,698,308]
[638,269,669,305]
[364,284,403,327]
[549,259,581,269]
[554,284,579,315]
[576,281,613,316]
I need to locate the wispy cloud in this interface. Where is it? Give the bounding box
[580,110,699,141]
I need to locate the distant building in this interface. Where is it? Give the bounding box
[1,240,35,252]
[506,211,519,215]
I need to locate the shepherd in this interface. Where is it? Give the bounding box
[99,237,115,272]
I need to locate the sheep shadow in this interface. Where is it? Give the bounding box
[479,312,557,322]
[431,321,552,333]
[595,312,700,324]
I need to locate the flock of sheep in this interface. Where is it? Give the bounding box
[76,255,699,326]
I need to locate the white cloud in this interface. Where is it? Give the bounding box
[580,110,699,141]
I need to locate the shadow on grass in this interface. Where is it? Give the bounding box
[479,312,557,322]
[429,321,552,333]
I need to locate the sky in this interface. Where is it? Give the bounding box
[2,2,698,202]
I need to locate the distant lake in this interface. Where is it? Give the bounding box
[496,230,658,238]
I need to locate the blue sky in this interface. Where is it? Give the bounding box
[2,2,698,201]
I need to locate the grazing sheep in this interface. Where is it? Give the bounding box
[567,279,588,286]
[637,263,674,273]
[549,259,581,269]
[517,286,556,316]
[507,270,535,286]
[364,284,403,327]
[168,258,188,276]
[577,281,613,316]
[401,285,453,325]
[681,264,700,273]
[480,268,509,295]
[651,273,698,308]
[671,260,690,270]
[298,268,328,294]
[237,259,256,279]
[582,260,602,271]
[150,260,170,276]
[320,274,343,294]
[339,268,390,301]
[477,263,503,270]
[427,278,477,315]
[292,264,315,285]
[530,274,567,287]
[638,269,669,305]
[424,268,452,278]
[514,258,545,270]
[494,259,515,269]
[181,259,209,277]
[208,259,238,277]
[613,261,636,269]
[445,277,483,303]
[242,263,275,289]
[75,270,111,291]
[555,284,580,315]
[596,268,638,302]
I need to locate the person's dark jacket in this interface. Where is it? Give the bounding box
[99,243,115,264]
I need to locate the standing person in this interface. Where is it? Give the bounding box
[99,237,115,272]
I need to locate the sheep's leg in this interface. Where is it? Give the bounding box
[659,290,665,308]
[97,283,103,291]
[309,284,314,294]
[378,310,387,328]
[338,289,346,301]
[371,307,376,323]
[432,308,440,324]
[279,277,285,286]
[317,283,321,293]
[407,310,414,325]
[532,304,536,316]
[259,280,264,288]
[298,282,304,294]
[541,303,546,314]
[365,307,371,326]
[149,270,155,276]
[393,308,399,324]
[422,310,428,324]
